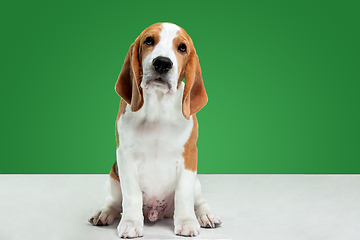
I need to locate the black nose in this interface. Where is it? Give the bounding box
[152,57,173,74]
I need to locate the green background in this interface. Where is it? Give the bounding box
[1,0,359,174]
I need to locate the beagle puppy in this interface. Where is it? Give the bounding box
[89,22,221,238]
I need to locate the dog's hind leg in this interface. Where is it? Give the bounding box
[194,177,222,228]
[89,168,122,226]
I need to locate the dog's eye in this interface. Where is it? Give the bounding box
[145,37,154,46]
[178,44,187,53]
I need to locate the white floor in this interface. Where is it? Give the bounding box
[0,174,359,240]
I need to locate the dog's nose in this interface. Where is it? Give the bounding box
[152,57,173,74]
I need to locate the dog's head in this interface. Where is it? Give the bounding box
[115,22,207,120]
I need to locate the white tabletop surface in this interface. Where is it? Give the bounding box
[0,174,359,240]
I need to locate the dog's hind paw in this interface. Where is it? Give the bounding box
[88,207,121,226]
[197,213,222,228]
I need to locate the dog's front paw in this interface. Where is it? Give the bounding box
[174,218,200,237]
[117,219,144,238]
[88,207,121,226]
[197,213,222,228]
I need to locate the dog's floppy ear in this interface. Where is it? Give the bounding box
[182,47,208,120]
[115,37,143,112]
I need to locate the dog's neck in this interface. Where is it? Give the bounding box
[140,81,185,123]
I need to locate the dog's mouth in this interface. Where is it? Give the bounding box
[152,77,166,85]
[145,77,173,93]
[149,77,171,88]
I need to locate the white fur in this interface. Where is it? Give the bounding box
[89,23,221,238]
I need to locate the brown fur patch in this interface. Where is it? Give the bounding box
[111,99,127,182]
[109,161,120,181]
[182,115,199,172]
[115,99,127,148]
[181,48,208,120]
[139,23,162,64]
[172,27,192,86]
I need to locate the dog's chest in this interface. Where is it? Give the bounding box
[118,88,193,205]
[129,115,193,188]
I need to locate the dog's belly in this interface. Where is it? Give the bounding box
[142,191,175,221]
[139,167,177,221]
[135,150,179,221]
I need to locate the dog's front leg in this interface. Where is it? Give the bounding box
[116,147,144,238]
[174,167,200,237]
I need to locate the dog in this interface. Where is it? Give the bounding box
[88,22,221,238]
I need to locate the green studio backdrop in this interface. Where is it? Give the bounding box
[1,0,359,174]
